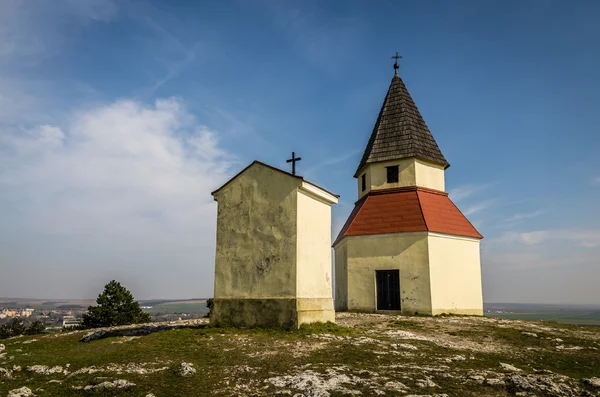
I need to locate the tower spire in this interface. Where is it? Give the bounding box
[354,56,449,177]
[392,51,401,75]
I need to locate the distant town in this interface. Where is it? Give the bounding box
[0,299,209,331]
[2,300,599,330]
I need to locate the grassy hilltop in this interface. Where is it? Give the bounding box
[1,313,599,396]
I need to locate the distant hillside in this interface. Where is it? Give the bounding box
[1,313,599,396]
[485,302,600,326]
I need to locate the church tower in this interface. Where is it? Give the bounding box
[333,56,483,315]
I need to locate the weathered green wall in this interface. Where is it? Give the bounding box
[211,298,298,329]
[334,241,348,311]
[213,164,300,299]
[211,163,337,328]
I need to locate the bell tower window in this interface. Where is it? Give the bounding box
[361,174,366,191]
[386,165,399,183]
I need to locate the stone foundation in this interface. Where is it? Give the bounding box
[431,308,484,316]
[211,297,335,329]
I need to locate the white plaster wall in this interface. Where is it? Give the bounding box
[357,158,416,199]
[415,159,445,191]
[427,234,483,315]
[357,158,445,199]
[213,164,300,299]
[342,233,432,314]
[296,190,334,299]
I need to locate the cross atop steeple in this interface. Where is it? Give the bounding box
[392,51,402,75]
[286,151,302,175]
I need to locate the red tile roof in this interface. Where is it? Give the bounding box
[333,187,482,246]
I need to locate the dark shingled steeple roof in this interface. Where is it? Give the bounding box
[354,73,449,177]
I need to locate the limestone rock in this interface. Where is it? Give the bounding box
[179,362,196,377]
[1,367,12,378]
[72,379,135,390]
[267,369,363,396]
[405,394,449,397]
[485,378,505,386]
[391,343,418,351]
[583,377,600,388]
[26,365,63,375]
[384,381,408,391]
[521,332,538,337]
[468,375,484,384]
[508,374,577,396]
[416,378,438,388]
[7,387,35,397]
[79,319,207,342]
[81,330,109,342]
[499,362,522,372]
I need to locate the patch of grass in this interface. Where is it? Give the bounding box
[296,321,355,336]
[2,316,599,396]
[388,319,425,330]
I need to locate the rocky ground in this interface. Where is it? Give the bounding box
[1,313,599,396]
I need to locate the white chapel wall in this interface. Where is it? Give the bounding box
[296,189,333,299]
[427,233,483,315]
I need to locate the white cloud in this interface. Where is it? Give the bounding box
[0,97,234,298]
[1,98,232,235]
[592,176,600,185]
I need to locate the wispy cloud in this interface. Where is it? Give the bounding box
[270,4,365,71]
[142,16,201,94]
[491,229,600,248]
[462,199,496,216]
[503,209,546,223]
[303,150,360,178]
[592,176,600,185]
[448,183,494,203]
[0,0,117,61]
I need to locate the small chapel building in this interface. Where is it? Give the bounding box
[334,60,484,316]
[211,160,338,328]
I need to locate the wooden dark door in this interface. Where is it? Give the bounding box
[376,270,400,310]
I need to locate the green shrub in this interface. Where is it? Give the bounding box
[82,280,151,329]
[25,320,46,335]
[0,318,26,339]
[203,298,214,319]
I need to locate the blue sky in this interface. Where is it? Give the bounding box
[1,0,599,303]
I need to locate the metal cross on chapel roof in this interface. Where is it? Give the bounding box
[286,152,302,176]
[392,51,402,75]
